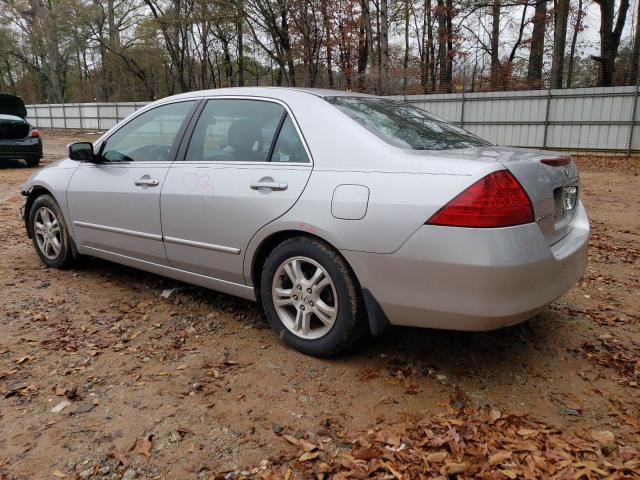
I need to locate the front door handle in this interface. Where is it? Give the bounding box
[250,181,288,191]
[134,177,160,187]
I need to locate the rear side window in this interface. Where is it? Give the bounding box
[325,96,491,150]
[270,116,309,163]
[186,99,281,162]
[186,99,310,163]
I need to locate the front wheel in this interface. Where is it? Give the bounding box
[28,194,75,268]
[260,237,366,357]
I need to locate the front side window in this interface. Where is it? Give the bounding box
[325,96,492,150]
[185,99,309,163]
[101,101,195,162]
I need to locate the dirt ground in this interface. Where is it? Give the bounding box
[0,129,638,479]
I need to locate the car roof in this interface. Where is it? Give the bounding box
[164,86,374,103]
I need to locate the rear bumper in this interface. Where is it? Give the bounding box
[343,201,589,331]
[0,137,42,159]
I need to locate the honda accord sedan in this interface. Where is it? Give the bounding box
[21,87,589,356]
[1,93,42,167]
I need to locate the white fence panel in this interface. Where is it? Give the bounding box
[401,86,638,153]
[25,102,149,131]
[25,87,639,153]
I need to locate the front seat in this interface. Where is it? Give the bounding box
[227,118,263,161]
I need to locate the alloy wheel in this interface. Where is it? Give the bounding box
[33,206,62,260]
[271,256,338,340]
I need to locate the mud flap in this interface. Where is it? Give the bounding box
[362,288,392,338]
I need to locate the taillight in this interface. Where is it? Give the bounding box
[29,129,40,138]
[426,170,534,228]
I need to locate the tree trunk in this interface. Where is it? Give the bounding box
[403,0,410,93]
[237,0,245,87]
[418,0,430,92]
[436,0,446,91]
[280,2,296,86]
[323,0,335,87]
[551,0,570,89]
[631,0,640,85]
[593,0,630,87]
[427,0,435,91]
[436,0,452,92]
[446,0,453,92]
[490,0,501,88]
[527,0,547,84]
[566,0,583,88]
[357,7,368,91]
[379,0,389,95]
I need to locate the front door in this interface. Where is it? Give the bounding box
[161,98,313,284]
[67,100,196,265]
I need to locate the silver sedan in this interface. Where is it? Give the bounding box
[21,88,589,356]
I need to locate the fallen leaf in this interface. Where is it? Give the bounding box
[299,438,318,452]
[299,451,320,462]
[283,434,300,447]
[443,462,467,475]
[352,446,378,460]
[425,451,448,463]
[590,430,615,449]
[489,450,512,465]
[109,448,129,466]
[137,434,153,458]
[51,400,72,414]
[500,468,519,479]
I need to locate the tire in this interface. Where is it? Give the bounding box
[28,194,75,269]
[25,157,40,167]
[260,237,366,357]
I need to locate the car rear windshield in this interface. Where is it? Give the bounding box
[324,96,492,150]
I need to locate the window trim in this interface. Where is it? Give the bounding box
[91,98,200,164]
[176,96,313,167]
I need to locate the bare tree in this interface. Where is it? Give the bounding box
[550,0,569,88]
[527,0,547,84]
[592,0,630,87]
[566,0,584,88]
[631,0,640,85]
[379,0,390,94]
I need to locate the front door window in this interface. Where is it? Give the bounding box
[102,101,195,162]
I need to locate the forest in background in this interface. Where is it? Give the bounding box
[0,0,639,102]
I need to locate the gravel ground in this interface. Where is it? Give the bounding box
[0,129,638,479]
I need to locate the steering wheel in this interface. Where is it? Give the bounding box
[147,144,170,161]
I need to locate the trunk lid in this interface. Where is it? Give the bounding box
[0,114,30,140]
[0,94,27,118]
[436,146,580,245]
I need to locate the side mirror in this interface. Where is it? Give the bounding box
[68,142,96,162]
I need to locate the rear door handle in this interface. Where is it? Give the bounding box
[134,178,160,187]
[250,181,288,191]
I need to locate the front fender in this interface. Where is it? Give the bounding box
[21,159,79,237]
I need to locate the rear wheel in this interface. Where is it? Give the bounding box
[28,194,75,268]
[260,237,366,357]
[25,157,40,167]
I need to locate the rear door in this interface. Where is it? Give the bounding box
[67,100,196,265]
[161,98,312,284]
